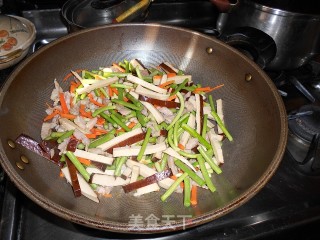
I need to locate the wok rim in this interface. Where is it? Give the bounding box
[0,23,288,234]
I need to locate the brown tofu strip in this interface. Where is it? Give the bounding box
[65,156,82,197]
[15,134,63,167]
[138,95,180,108]
[105,132,146,154]
[122,169,173,193]
[159,63,176,74]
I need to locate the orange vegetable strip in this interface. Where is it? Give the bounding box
[167,73,177,78]
[43,109,59,121]
[112,63,126,73]
[158,80,175,89]
[96,117,105,125]
[127,121,136,129]
[59,92,69,114]
[63,69,82,82]
[153,75,162,81]
[190,185,198,206]
[108,86,113,97]
[104,193,113,198]
[85,133,97,139]
[88,93,105,107]
[77,157,91,166]
[178,143,185,150]
[193,84,224,94]
[79,104,92,118]
[111,87,119,95]
[60,113,76,120]
[167,94,177,101]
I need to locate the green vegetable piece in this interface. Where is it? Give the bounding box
[137,128,152,161]
[166,92,185,130]
[208,95,233,141]
[201,114,208,138]
[181,123,212,150]
[160,153,168,171]
[197,155,216,192]
[126,93,143,108]
[92,105,116,117]
[111,99,142,111]
[50,132,65,138]
[171,78,189,96]
[161,172,188,202]
[114,156,127,177]
[184,176,191,207]
[77,143,85,150]
[110,83,132,89]
[89,129,115,148]
[211,110,233,142]
[174,159,205,186]
[65,151,90,182]
[198,145,222,174]
[110,114,131,132]
[57,130,74,143]
[136,111,147,127]
[99,112,117,127]
[117,87,124,101]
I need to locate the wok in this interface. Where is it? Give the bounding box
[0,23,287,233]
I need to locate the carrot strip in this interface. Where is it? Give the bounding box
[43,109,59,121]
[111,87,119,95]
[193,84,224,94]
[190,185,198,206]
[158,80,175,89]
[96,117,106,125]
[127,121,136,129]
[153,75,162,82]
[91,128,108,135]
[88,93,105,107]
[59,92,69,114]
[77,157,91,166]
[167,72,177,78]
[63,69,82,81]
[59,170,64,178]
[85,133,97,139]
[108,86,113,97]
[116,128,125,134]
[112,63,126,73]
[79,104,93,118]
[167,94,177,101]
[178,143,185,150]
[60,113,76,120]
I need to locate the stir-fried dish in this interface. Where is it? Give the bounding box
[26,59,232,207]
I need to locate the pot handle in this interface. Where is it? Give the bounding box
[210,0,239,13]
[219,27,277,69]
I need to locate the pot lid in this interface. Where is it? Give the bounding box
[0,14,36,62]
[62,0,150,28]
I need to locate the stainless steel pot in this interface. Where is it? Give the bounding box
[213,0,320,70]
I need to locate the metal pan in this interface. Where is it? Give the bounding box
[0,23,287,233]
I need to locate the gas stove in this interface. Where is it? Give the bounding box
[1,1,320,239]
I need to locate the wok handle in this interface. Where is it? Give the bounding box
[219,27,277,69]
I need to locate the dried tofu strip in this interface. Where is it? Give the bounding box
[127,74,167,94]
[61,167,99,203]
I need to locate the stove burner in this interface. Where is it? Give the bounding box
[288,105,320,143]
[287,105,320,175]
